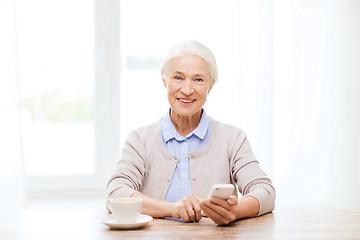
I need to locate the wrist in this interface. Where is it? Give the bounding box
[236,196,260,219]
[165,201,178,218]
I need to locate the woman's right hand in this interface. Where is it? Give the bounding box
[170,194,202,222]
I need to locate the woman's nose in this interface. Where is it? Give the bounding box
[181,79,194,95]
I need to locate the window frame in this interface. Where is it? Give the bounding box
[27,0,120,194]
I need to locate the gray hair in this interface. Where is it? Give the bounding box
[161,41,218,85]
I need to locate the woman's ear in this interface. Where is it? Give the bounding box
[161,71,167,88]
[208,81,214,94]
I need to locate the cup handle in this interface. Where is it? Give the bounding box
[106,198,112,213]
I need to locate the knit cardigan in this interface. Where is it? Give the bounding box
[107,118,275,216]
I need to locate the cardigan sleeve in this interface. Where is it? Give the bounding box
[230,129,276,216]
[106,129,146,211]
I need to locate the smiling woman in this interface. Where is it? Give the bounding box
[107,41,275,225]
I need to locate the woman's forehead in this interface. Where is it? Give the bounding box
[167,54,210,72]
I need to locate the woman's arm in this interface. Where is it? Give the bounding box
[107,128,203,222]
[131,192,203,222]
[231,130,276,216]
[199,129,275,225]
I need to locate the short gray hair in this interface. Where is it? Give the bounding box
[161,41,218,85]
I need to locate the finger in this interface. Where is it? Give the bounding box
[226,196,238,205]
[209,197,233,211]
[209,197,228,208]
[200,200,226,225]
[184,200,196,222]
[178,205,191,222]
[199,200,211,217]
[187,208,196,222]
[205,199,227,216]
[179,196,198,222]
[201,199,235,225]
[189,196,202,222]
[174,200,190,222]
[186,195,203,222]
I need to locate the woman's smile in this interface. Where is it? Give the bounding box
[178,98,196,104]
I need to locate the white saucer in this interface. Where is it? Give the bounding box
[100,214,153,230]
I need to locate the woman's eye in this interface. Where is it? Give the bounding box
[175,76,182,80]
[195,78,203,82]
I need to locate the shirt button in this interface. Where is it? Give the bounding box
[192,178,196,181]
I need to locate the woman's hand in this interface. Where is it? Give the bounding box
[200,196,239,225]
[170,194,202,222]
[200,196,260,225]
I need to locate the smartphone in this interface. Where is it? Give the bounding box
[208,184,235,199]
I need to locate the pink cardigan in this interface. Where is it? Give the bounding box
[107,119,275,216]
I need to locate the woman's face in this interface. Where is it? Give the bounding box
[162,54,213,119]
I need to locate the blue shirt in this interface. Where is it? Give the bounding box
[159,109,212,202]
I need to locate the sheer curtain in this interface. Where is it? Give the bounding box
[0,0,26,215]
[273,0,360,209]
[236,0,360,210]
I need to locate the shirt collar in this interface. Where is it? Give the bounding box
[160,108,210,143]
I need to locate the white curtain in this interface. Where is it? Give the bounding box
[238,0,275,179]
[0,0,26,215]
[237,0,360,210]
[272,0,360,209]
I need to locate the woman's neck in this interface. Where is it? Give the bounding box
[170,110,202,137]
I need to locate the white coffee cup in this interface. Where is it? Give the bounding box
[109,197,143,224]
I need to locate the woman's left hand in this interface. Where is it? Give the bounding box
[200,196,239,225]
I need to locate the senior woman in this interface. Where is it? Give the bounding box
[107,41,275,225]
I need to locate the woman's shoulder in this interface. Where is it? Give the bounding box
[211,118,244,133]
[210,118,247,141]
[129,121,159,138]
[133,121,158,133]
[126,120,160,146]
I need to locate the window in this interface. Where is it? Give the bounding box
[16,0,98,191]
